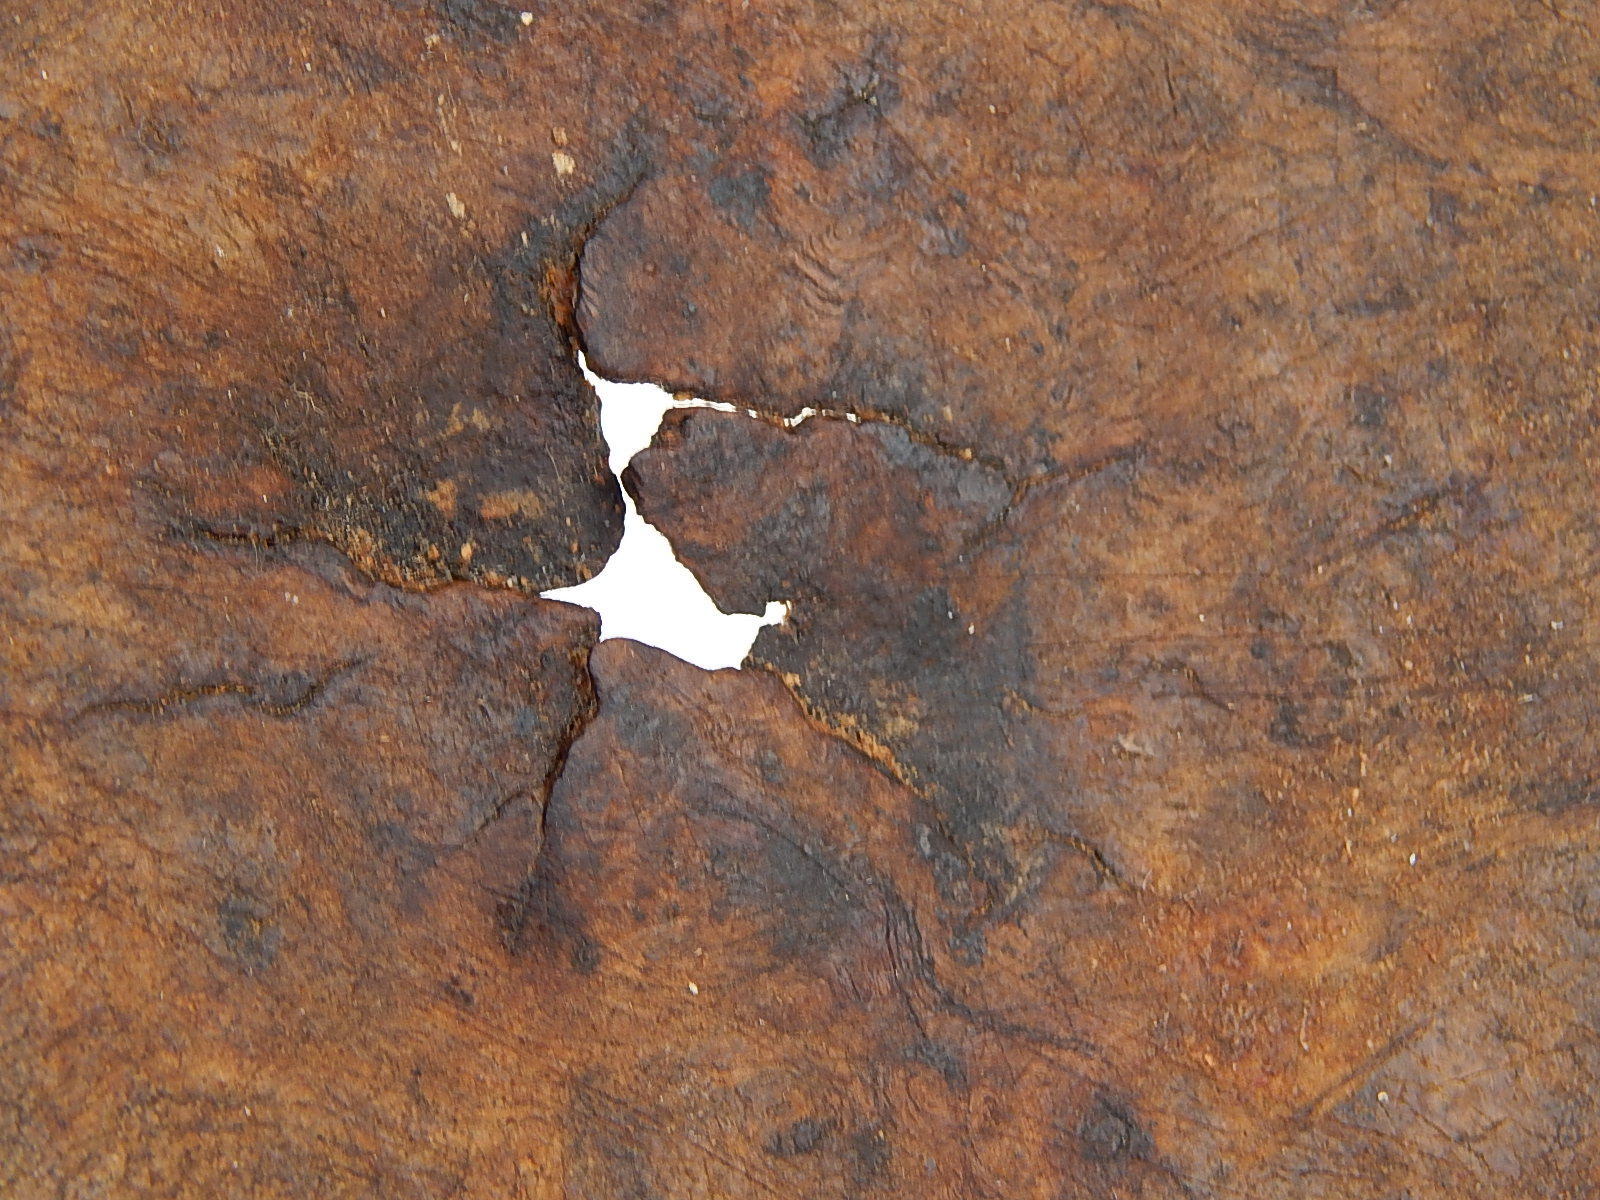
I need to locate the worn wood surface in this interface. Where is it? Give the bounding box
[4,0,1599,1195]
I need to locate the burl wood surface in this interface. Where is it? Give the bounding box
[4,0,1598,1196]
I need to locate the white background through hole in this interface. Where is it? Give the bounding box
[541,356,787,671]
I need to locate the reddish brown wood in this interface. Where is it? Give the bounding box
[4,1,1599,1195]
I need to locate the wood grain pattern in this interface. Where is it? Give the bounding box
[4,0,1598,1195]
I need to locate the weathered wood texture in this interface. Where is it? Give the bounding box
[5,0,1600,1195]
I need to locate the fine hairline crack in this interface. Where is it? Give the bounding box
[562,187,1015,482]
[567,278,1144,522]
